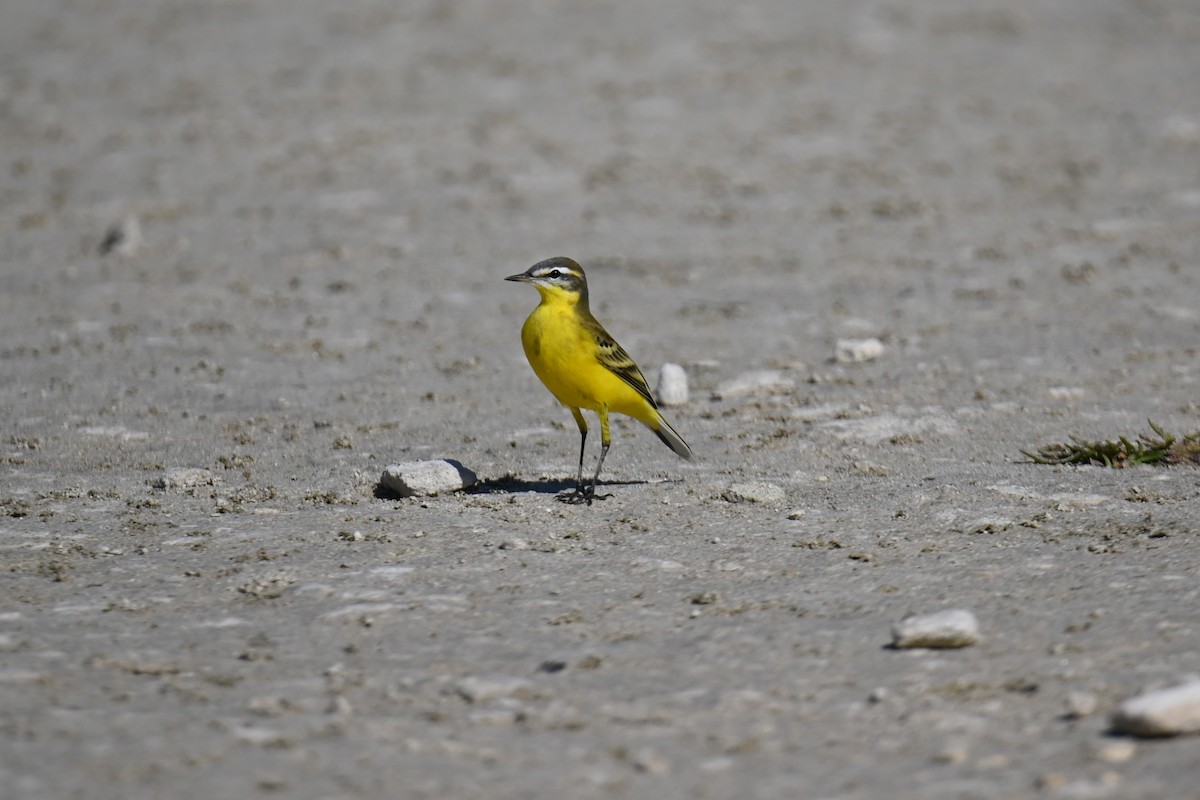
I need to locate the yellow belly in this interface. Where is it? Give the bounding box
[520,304,655,425]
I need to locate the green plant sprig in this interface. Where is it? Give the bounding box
[1022,419,1200,467]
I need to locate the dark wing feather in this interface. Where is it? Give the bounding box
[584,315,658,409]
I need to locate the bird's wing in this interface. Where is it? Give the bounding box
[586,316,658,409]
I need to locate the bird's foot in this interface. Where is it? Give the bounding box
[557,485,593,505]
[557,484,607,505]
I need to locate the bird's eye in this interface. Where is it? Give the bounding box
[548,269,562,279]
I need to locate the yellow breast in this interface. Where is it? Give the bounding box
[520,303,651,420]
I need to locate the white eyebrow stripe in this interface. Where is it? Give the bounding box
[533,267,581,279]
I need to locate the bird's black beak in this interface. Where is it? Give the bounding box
[505,271,531,283]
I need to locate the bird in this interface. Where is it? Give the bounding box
[506,256,693,504]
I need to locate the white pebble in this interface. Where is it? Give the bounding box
[153,467,218,489]
[381,460,477,497]
[1048,386,1087,401]
[1093,741,1136,763]
[931,742,969,765]
[498,538,529,551]
[1066,691,1099,719]
[327,695,354,716]
[454,675,532,703]
[835,337,884,363]
[632,748,671,775]
[631,557,683,572]
[81,425,149,441]
[892,609,980,649]
[1161,115,1200,145]
[99,214,144,257]
[711,370,794,399]
[655,362,689,406]
[1110,680,1200,737]
[722,482,786,504]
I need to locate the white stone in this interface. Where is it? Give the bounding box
[1161,115,1200,145]
[632,748,671,775]
[931,742,969,765]
[1093,741,1136,763]
[82,425,150,442]
[722,482,786,504]
[232,726,284,745]
[1066,691,1099,718]
[816,410,959,443]
[99,214,144,257]
[892,609,980,649]
[454,675,532,703]
[1048,386,1086,401]
[153,467,218,489]
[631,557,684,572]
[655,362,689,406]
[835,337,884,363]
[1110,680,1200,737]
[712,370,794,399]
[498,538,529,551]
[381,460,477,497]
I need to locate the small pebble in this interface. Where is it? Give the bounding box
[656,362,689,406]
[1093,740,1136,763]
[632,748,670,775]
[98,214,144,257]
[237,577,295,600]
[1110,679,1200,737]
[381,460,477,497]
[931,742,969,765]
[454,675,532,703]
[1066,691,1099,719]
[326,695,354,716]
[712,370,794,399]
[722,482,786,504]
[892,609,980,649]
[245,696,292,717]
[1036,772,1068,790]
[499,538,529,551]
[152,467,218,489]
[1161,115,1200,145]
[1048,386,1086,401]
[834,337,884,363]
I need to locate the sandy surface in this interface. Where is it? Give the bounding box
[3,1,1200,798]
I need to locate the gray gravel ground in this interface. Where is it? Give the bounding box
[3,1,1200,798]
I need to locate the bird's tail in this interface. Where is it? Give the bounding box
[652,414,694,461]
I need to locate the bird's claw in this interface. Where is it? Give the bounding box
[558,484,603,505]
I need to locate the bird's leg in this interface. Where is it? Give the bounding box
[562,408,590,503]
[582,407,612,505]
[575,428,587,487]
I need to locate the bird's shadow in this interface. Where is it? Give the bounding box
[373,472,671,503]
[467,475,649,500]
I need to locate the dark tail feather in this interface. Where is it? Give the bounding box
[652,415,694,461]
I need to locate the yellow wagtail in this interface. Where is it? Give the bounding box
[506,257,693,504]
